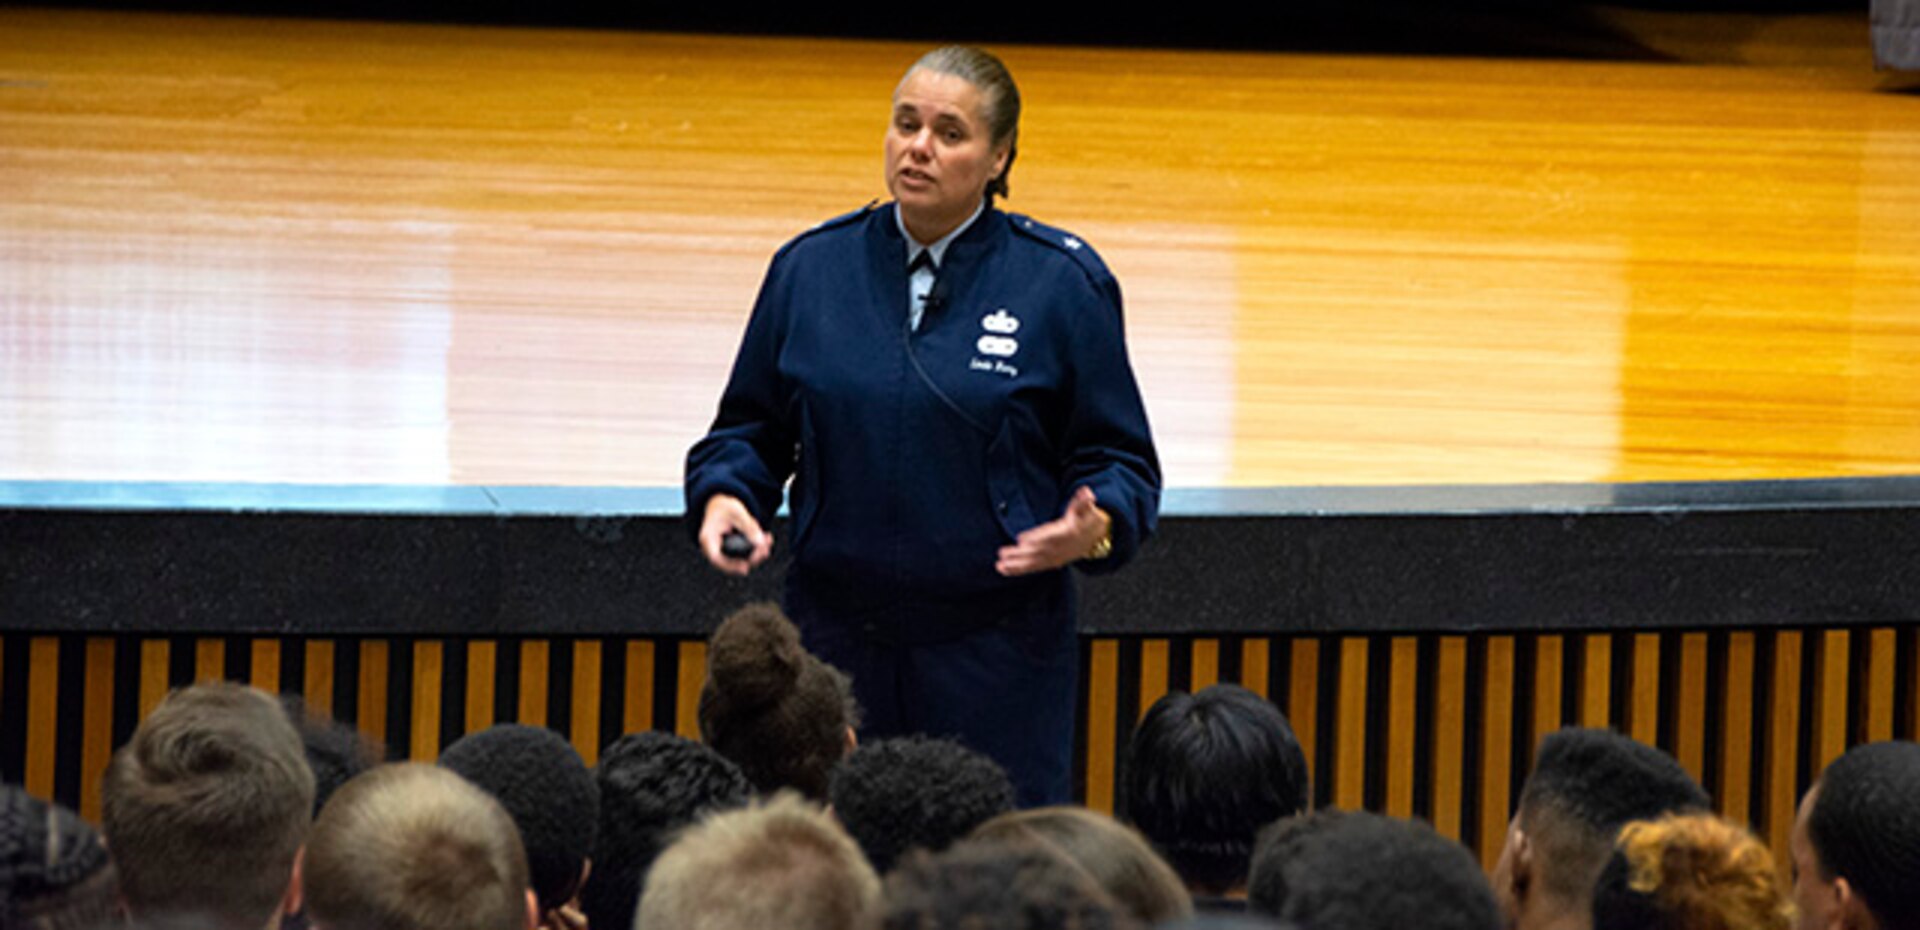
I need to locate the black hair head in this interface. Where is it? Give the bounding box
[880,838,1136,930]
[1589,850,1672,930]
[279,694,385,817]
[1121,685,1310,893]
[698,602,860,800]
[1522,728,1710,832]
[578,731,752,930]
[439,724,601,912]
[829,736,1016,874]
[1,784,114,926]
[1806,740,1920,930]
[1248,809,1498,930]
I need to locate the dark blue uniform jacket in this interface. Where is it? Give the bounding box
[686,203,1160,643]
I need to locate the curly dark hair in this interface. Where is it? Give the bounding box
[439,724,600,912]
[579,731,752,930]
[1590,813,1790,930]
[280,694,385,817]
[699,602,860,801]
[830,736,1016,874]
[1249,809,1498,930]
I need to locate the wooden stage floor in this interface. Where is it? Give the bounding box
[3,6,1918,498]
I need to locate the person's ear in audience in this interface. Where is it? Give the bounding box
[1792,741,1920,930]
[1491,728,1710,930]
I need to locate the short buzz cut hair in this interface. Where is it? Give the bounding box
[1805,740,1920,930]
[1518,728,1711,902]
[101,681,315,930]
[1248,810,1498,930]
[830,736,1017,874]
[1121,685,1310,893]
[304,763,531,930]
[638,793,880,930]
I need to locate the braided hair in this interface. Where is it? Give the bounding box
[1,784,116,930]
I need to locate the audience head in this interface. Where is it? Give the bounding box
[698,602,860,800]
[1493,727,1710,930]
[831,736,1016,874]
[880,837,1137,930]
[1793,740,1920,930]
[1591,812,1790,930]
[1121,684,1309,894]
[0,784,117,930]
[303,762,534,930]
[578,730,752,930]
[1248,809,1498,930]
[637,792,879,930]
[280,695,385,817]
[101,681,315,930]
[438,724,599,915]
[973,806,1193,925]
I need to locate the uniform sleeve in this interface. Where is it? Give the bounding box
[1061,267,1161,575]
[683,255,797,541]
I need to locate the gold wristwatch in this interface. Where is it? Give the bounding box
[1086,506,1113,560]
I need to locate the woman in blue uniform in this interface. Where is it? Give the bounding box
[685,46,1159,806]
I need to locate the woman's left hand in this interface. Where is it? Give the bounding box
[996,486,1111,577]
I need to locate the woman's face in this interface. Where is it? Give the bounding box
[885,68,1009,242]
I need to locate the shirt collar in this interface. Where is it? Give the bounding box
[896,200,986,269]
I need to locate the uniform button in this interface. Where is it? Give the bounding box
[997,501,1009,514]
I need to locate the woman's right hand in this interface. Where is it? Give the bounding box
[698,493,773,576]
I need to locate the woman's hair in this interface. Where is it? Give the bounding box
[1590,813,1791,930]
[906,46,1021,201]
[698,602,860,800]
[973,806,1193,925]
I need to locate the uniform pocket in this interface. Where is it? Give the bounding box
[986,418,1039,541]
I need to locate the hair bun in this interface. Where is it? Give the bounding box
[706,602,804,711]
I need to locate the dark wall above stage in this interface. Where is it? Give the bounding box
[5,478,1917,637]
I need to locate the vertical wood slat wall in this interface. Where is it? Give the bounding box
[3,627,1915,866]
